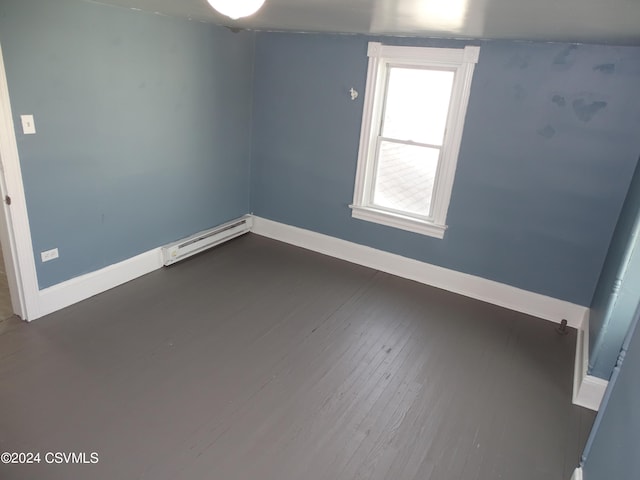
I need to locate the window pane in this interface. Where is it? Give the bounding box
[372,141,439,217]
[382,67,454,146]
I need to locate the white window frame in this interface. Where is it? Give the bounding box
[350,42,480,239]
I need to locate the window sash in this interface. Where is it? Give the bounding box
[379,64,456,147]
[369,137,443,220]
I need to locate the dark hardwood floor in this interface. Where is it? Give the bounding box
[0,233,594,480]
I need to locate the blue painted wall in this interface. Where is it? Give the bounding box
[589,159,640,379]
[581,303,640,479]
[2,1,640,311]
[0,0,255,288]
[251,33,640,306]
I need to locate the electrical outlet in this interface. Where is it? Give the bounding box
[41,248,59,262]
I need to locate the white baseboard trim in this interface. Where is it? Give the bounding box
[571,466,583,480]
[573,311,608,411]
[250,216,587,328]
[31,216,604,413]
[35,248,164,319]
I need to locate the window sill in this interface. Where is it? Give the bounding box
[350,205,447,239]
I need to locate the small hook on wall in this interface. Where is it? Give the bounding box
[349,88,359,100]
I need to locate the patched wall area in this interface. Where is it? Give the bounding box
[251,34,640,306]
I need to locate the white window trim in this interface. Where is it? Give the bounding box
[350,42,480,239]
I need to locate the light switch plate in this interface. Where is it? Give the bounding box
[20,114,36,134]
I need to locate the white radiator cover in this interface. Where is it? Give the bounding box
[161,215,252,266]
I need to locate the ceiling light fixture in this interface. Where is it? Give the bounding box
[206,0,266,20]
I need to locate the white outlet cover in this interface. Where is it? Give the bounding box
[20,114,36,135]
[41,248,59,262]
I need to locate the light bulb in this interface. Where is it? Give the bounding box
[207,0,266,20]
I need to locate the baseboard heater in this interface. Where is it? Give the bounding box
[161,215,252,266]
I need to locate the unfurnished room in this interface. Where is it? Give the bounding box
[0,0,639,479]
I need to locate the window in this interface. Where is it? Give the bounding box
[351,42,479,238]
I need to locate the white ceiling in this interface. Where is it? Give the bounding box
[89,0,640,45]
